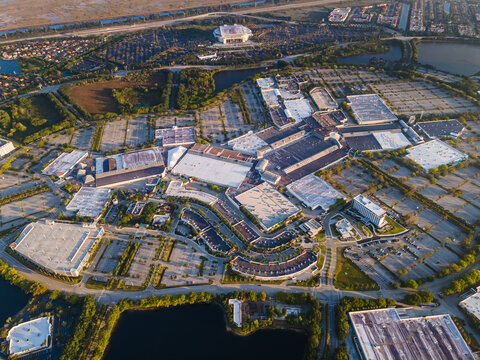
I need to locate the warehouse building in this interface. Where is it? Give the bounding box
[214,24,252,44]
[10,221,104,277]
[417,119,465,139]
[353,194,386,227]
[347,94,397,124]
[43,150,88,178]
[66,187,111,218]
[95,147,165,187]
[350,308,475,360]
[0,138,14,157]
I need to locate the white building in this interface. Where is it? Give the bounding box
[214,24,252,44]
[228,299,243,327]
[460,288,480,322]
[336,218,354,239]
[7,316,53,357]
[353,194,386,227]
[0,138,14,157]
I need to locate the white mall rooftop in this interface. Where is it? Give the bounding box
[406,139,467,170]
[11,221,104,277]
[7,316,52,356]
[287,174,344,210]
[172,151,252,188]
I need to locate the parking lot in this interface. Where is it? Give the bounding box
[371,81,479,115]
[0,191,59,227]
[162,241,219,287]
[71,126,94,150]
[100,119,127,152]
[125,116,150,147]
[94,238,128,274]
[156,113,195,128]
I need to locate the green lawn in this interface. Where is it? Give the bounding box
[334,247,379,291]
[377,216,406,235]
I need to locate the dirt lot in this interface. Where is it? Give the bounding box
[67,80,133,114]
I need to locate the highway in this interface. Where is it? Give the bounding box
[0,0,347,45]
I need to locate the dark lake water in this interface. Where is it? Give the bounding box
[337,44,402,65]
[417,42,480,76]
[0,277,29,325]
[213,67,268,93]
[103,304,308,360]
[0,59,20,75]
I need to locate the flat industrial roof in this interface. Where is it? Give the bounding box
[372,131,411,150]
[284,99,313,123]
[460,291,480,322]
[406,139,467,170]
[235,182,300,230]
[43,150,88,177]
[227,132,268,156]
[354,194,385,217]
[66,187,111,218]
[11,221,103,276]
[418,120,465,138]
[7,317,52,356]
[287,174,344,210]
[350,308,475,360]
[173,151,252,188]
[347,94,397,124]
[95,147,163,174]
[155,126,195,146]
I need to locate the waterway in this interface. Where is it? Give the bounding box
[0,277,29,325]
[213,67,269,93]
[103,304,308,360]
[0,59,20,75]
[337,44,402,65]
[417,42,480,76]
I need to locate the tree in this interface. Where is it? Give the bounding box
[0,110,10,129]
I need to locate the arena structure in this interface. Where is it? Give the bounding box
[213,24,252,44]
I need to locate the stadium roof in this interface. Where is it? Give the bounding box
[350,308,475,360]
[286,174,344,210]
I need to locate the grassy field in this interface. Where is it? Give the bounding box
[334,247,379,291]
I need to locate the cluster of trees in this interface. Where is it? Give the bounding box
[230,89,252,125]
[403,290,434,305]
[112,70,173,114]
[176,69,215,110]
[336,296,396,341]
[0,259,47,296]
[0,93,76,143]
[113,241,140,276]
[443,269,480,295]
[439,245,480,278]
[0,184,49,206]
[60,296,99,360]
[90,121,105,152]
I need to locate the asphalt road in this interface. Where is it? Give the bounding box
[0,0,348,45]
